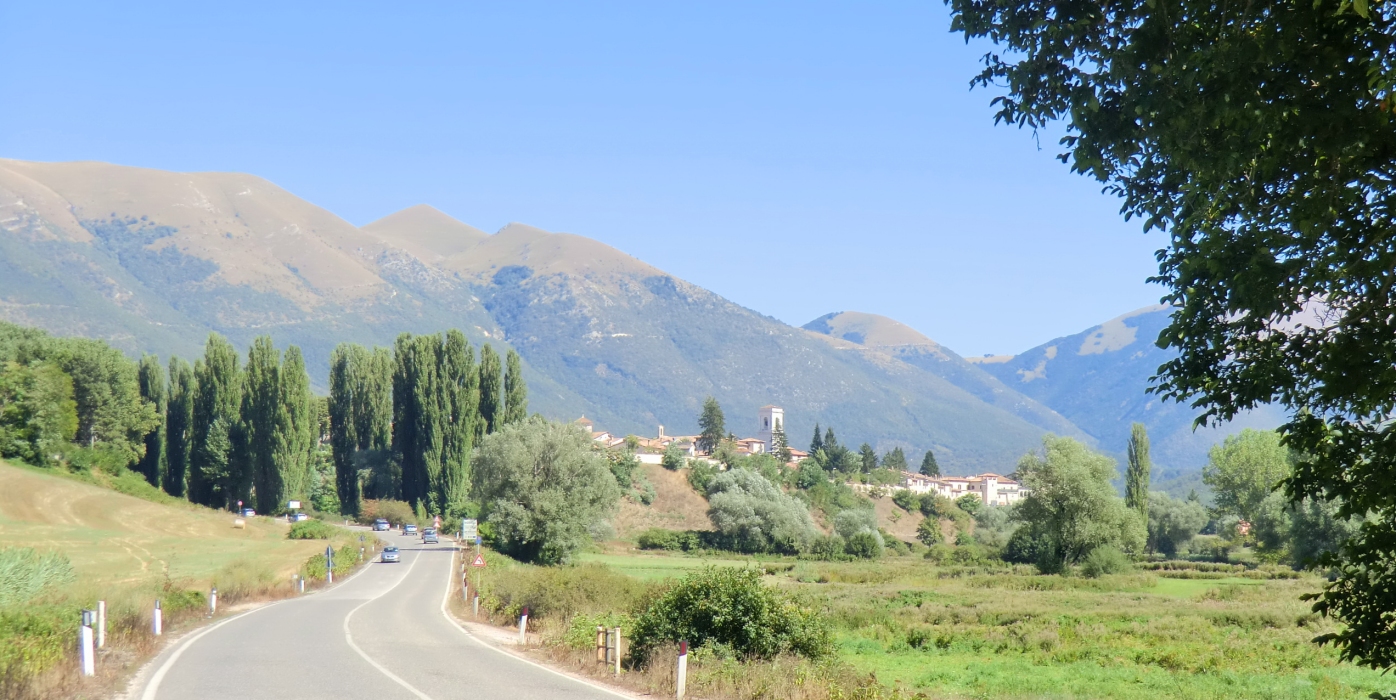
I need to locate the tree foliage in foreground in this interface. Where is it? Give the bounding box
[471,417,620,565]
[949,0,1396,668]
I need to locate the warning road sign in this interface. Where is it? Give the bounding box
[470,554,486,568]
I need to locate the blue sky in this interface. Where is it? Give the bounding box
[0,1,1164,356]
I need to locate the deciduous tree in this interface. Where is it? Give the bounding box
[163,357,194,498]
[1125,423,1151,520]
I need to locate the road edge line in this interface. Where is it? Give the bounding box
[437,543,638,700]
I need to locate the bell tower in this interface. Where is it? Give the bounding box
[758,405,784,453]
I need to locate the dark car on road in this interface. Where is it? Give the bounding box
[421,529,438,544]
[380,546,400,563]
[373,518,390,532]
[239,507,256,518]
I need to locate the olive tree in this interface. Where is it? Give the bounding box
[472,417,620,564]
[706,469,818,554]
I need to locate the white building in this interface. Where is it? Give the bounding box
[898,471,1026,506]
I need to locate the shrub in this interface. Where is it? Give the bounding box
[706,469,818,554]
[844,531,885,559]
[1080,545,1133,578]
[687,460,718,492]
[636,528,702,552]
[882,532,911,556]
[956,494,984,517]
[473,418,622,565]
[287,519,335,539]
[917,517,944,546]
[891,489,920,512]
[662,444,687,471]
[358,499,414,526]
[809,534,846,560]
[629,567,832,665]
[0,548,74,606]
[481,562,651,622]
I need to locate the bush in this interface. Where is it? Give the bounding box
[287,520,336,539]
[0,548,74,606]
[891,489,920,512]
[629,567,832,665]
[844,531,884,559]
[636,528,702,552]
[358,499,414,526]
[706,469,818,554]
[956,494,984,517]
[917,517,944,546]
[809,534,846,561]
[481,562,651,622]
[882,532,911,556]
[1080,546,1133,578]
[473,418,622,565]
[662,444,687,471]
[687,460,718,492]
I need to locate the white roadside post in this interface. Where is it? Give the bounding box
[325,545,334,585]
[79,610,95,677]
[519,606,529,645]
[152,600,162,636]
[96,600,106,649]
[676,641,688,699]
[472,593,479,618]
[209,587,217,617]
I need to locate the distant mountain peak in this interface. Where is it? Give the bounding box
[801,310,947,355]
[361,204,488,261]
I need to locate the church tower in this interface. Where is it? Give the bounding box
[758,405,784,453]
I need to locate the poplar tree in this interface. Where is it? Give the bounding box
[189,334,241,508]
[438,330,476,516]
[277,345,315,507]
[164,357,195,498]
[243,336,283,514]
[135,354,166,487]
[394,334,444,512]
[477,343,503,436]
[697,396,725,454]
[920,449,940,477]
[503,349,528,426]
[329,343,363,515]
[1125,423,1151,520]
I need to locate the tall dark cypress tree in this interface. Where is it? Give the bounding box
[243,336,283,514]
[697,396,725,454]
[920,449,940,477]
[438,330,476,516]
[277,346,315,508]
[190,334,241,509]
[503,349,527,426]
[164,357,195,498]
[135,354,166,487]
[810,423,824,454]
[329,343,362,515]
[477,343,503,436]
[1125,422,1151,520]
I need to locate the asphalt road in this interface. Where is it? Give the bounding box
[136,532,623,700]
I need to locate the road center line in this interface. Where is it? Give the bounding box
[343,543,435,700]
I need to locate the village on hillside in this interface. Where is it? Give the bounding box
[576,405,1027,506]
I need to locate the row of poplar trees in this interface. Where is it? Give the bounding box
[150,334,320,514]
[329,330,527,519]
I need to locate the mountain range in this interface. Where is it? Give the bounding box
[0,158,1278,475]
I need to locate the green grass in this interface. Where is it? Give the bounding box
[574,551,764,580]
[584,550,1393,699]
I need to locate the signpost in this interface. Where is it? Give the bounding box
[470,552,486,618]
[325,545,334,585]
[288,500,301,510]
[461,518,477,541]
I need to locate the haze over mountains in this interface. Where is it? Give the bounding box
[0,158,1276,474]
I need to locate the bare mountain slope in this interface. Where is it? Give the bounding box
[0,159,1088,472]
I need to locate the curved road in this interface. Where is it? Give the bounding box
[136,532,622,700]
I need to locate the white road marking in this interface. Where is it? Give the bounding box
[139,602,283,700]
[436,544,636,699]
[343,544,435,700]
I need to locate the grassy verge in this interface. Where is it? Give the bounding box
[454,546,1394,699]
[0,460,375,699]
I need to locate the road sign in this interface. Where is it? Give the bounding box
[462,519,478,539]
[470,553,486,568]
[288,500,301,509]
[475,535,482,547]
